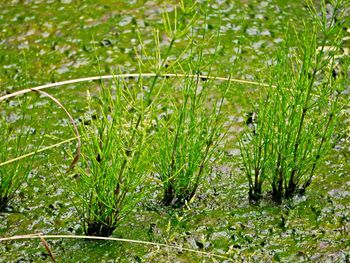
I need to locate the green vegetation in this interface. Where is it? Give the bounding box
[0,0,349,261]
[71,77,154,236]
[155,76,228,207]
[239,0,349,203]
[0,117,32,211]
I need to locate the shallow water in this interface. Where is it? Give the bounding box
[0,0,349,262]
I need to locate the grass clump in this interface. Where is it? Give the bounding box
[0,117,32,211]
[239,0,349,203]
[155,76,228,207]
[71,76,155,236]
[69,0,211,233]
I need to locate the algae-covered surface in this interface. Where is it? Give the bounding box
[0,0,349,262]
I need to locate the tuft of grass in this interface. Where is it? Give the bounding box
[70,75,156,236]
[67,1,211,234]
[155,75,228,207]
[0,117,32,211]
[239,0,349,203]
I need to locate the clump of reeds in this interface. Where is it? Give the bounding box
[155,76,228,207]
[71,76,155,236]
[239,0,349,203]
[67,0,214,234]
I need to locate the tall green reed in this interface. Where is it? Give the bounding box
[239,0,349,203]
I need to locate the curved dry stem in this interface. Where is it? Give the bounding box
[0,73,271,169]
[0,73,272,102]
[0,233,232,261]
[0,137,76,167]
[32,90,81,171]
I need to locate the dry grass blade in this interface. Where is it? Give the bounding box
[0,73,272,103]
[0,137,76,167]
[39,234,56,263]
[0,234,233,261]
[0,73,270,170]
[31,89,81,171]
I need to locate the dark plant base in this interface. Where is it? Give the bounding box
[271,192,283,204]
[248,189,262,203]
[0,197,11,212]
[272,188,307,204]
[285,181,298,199]
[162,191,193,208]
[86,222,116,237]
[162,196,188,208]
[0,204,6,212]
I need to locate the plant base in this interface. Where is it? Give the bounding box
[87,222,116,237]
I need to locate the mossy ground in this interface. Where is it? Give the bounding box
[0,1,349,262]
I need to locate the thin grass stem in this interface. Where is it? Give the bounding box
[0,234,232,261]
[0,73,273,102]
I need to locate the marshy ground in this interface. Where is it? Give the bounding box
[0,0,349,262]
